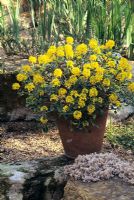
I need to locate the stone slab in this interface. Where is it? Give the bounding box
[63,179,134,200]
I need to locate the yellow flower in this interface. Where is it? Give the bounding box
[12,83,20,90]
[89,76,97,85]
[66,37,74,44]
[94,73,103,83]
[70,90,79,97]
[56,46,64,57]
[40,116,48,124]
[58,88,67,96]
[56,49,65,57]
[83,63,91,69]
[128,82,134,92]
[64,80,71,88]
[118,59,132,71]
[75,43,88,55]
[28,56,37,64]
[126,72,132,80]
[107,60,116,68]
[82,88,89,94]
[105,40,115,49]
[71,67,81,76]
[82,68,90,78]
[38,54,52,64]
[22,65,32,72]
[109,68,117,75]
[103,55,108,61]
[102,78,110,87]
[16,73,27,82]
[33,74,44,84]
[90,62,99,69]
[116,72,126,82]
[40,106,48,111]
[87,105,95,115]
[119,57,128,67]
[63,105,69,112]
[79,93,87,100]
[73,110,82,120]
[66,95,74,104]
[78,99,85,108]
[67,60,74,67]
[50,94,58,101]
[95,66,104,74]
[89,38,98,49]
[89,54,97,61]
[64,44,74,59]
[51,78,61,87]
[47,46,56,56]
[100,45,106,49]
[53,68,63,78]
[109,93,118,103]
[57,46,64,51]
[89,87,98,97]
[93,47,101,54]
[115,100,121,107]
[25,83,35,92]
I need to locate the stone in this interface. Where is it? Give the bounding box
[63,179,134,200]
[108,105,134,122]
[0,73,38,122]
[0,156,72,200]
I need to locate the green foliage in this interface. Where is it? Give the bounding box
[106,119,134,151]
[0,0,133,56]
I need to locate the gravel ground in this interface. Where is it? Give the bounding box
[0,121,133,164]
[0,122,63,163]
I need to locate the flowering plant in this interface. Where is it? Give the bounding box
[12,37,134,129]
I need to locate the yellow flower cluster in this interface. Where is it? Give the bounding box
[54,68,63,77]
[63,105,69,112]
[51,78,61,87]
[33,74,44,84]
[40,116,48,124]
[58,88,67,96]
[71,67,81,76]
[89,39,98,49]
[12,37,133,129]
[87,105,95,115]
[12,83,20,90]
[75,43,88,56]
[38,54,52,65]
[105,40,115,49]
[25,83,35,92]
[128,82,134,92]
[29,56,37,64]
[40,106,48,111]
[22,65,32,72]
[89,87,98,97]
[65,44,74,59]
[66,37,74,44]
[73,110,82,120]
[16,73,27,82]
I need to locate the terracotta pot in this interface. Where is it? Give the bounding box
[57,111,108,158]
